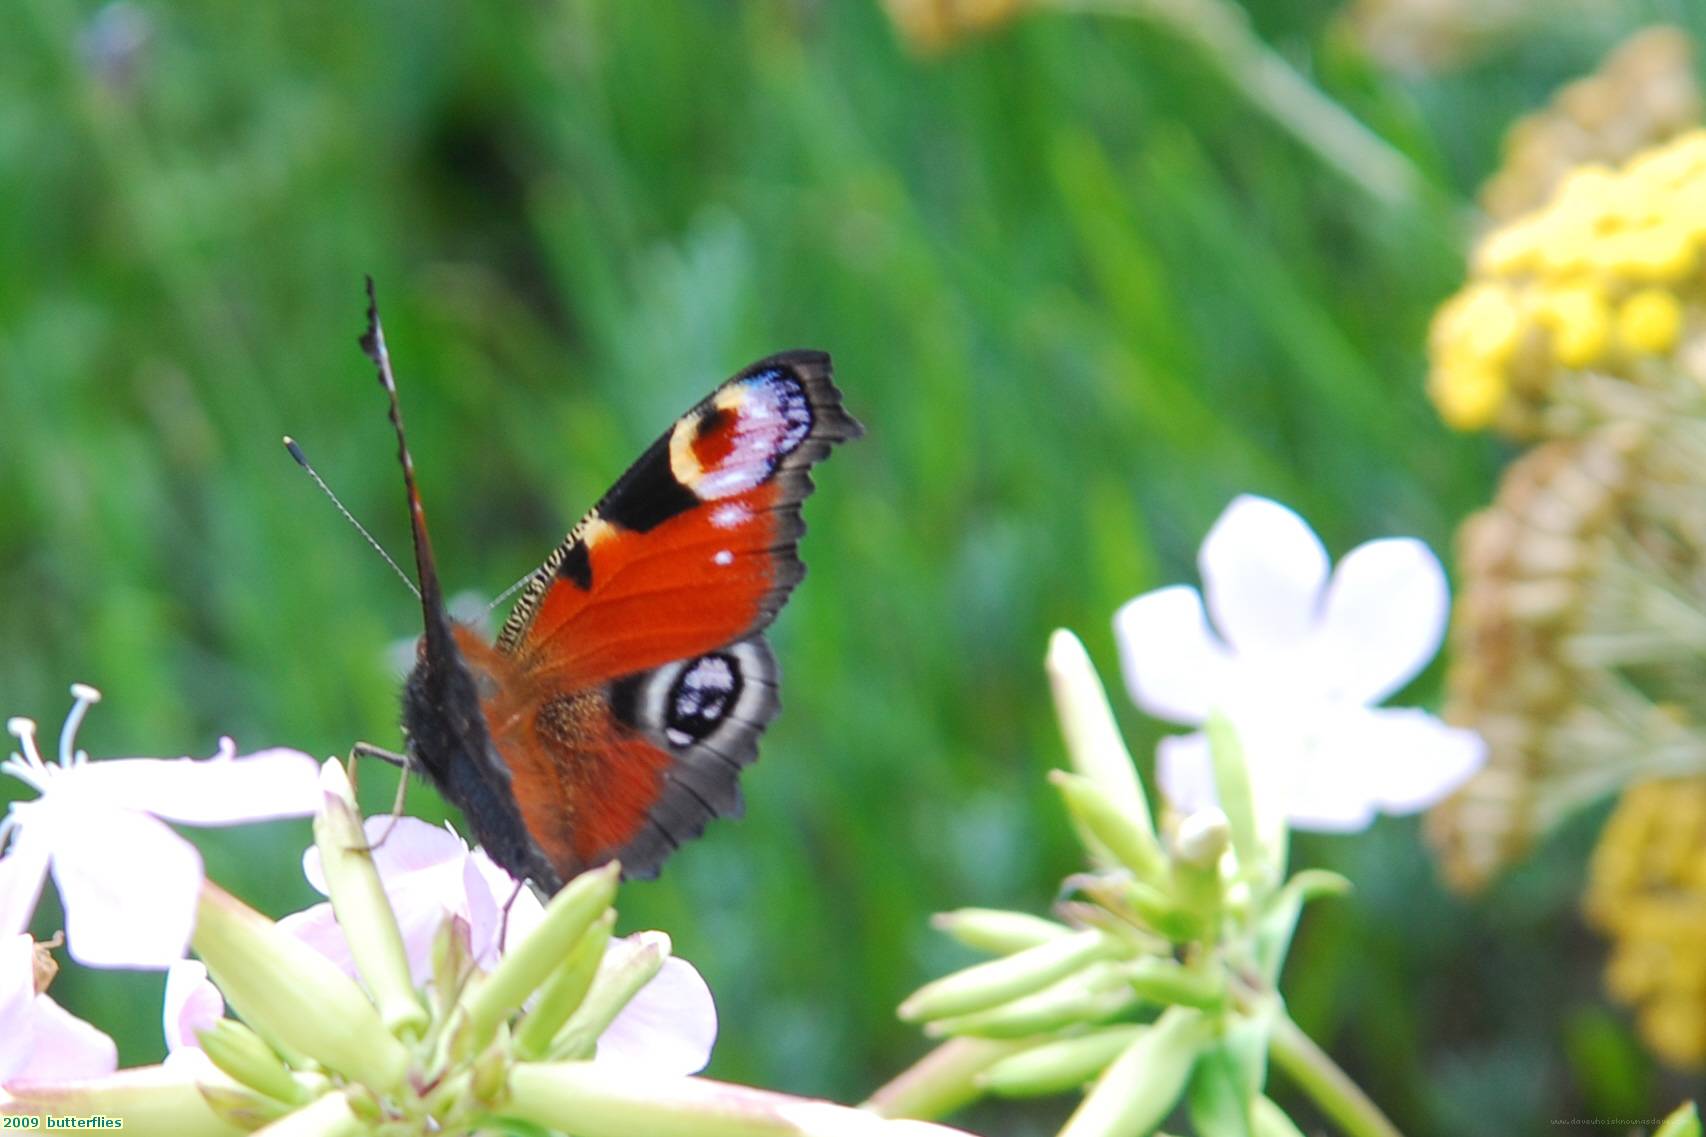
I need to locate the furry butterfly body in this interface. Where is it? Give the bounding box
[363,289,860,891]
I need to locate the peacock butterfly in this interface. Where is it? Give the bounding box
[358,282,861,891]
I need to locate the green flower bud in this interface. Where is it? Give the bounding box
[1051,771,1170,885]
[1122,879,1204,942]
[0,1068,248,1137]
[930,908,1072,956]
[549,931,669,1060]
[515,908,616,1060]
[248,1091,365,1137]
[312,759,426,1038]
[1123,956,1226,1010]
[197,1018,311,1105]
[926,962,1136,1039]
[978,1026,1145,1097]
[1205,713,1265,879]
[1656,1101,1702,1137]
[508,1061,979,1137]
[460,861,619,1051]
[1252,1095,1308,1137]
[1255,869,1351,983]
[864,1038,1029,1120]
[899,928,1125,1023]
[1057,1007,1212,1137]
[197,1083,293,1130]
[1047,630,1160,843]
[193,883,409,1092]
[1185,1041,1250,1137]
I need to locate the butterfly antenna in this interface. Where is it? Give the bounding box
[361,278,457,653]
[483,570,534,617]
[282,436,421,600]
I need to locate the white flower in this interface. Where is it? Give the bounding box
[280,816,718,1075]
[161,959,223,1069]
[0,931,117,1087]
[0,684,323,968]
[1115,495,1485,832]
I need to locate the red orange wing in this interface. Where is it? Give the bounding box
[481,351,859,881]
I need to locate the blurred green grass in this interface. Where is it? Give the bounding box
[3,2,1703,1133]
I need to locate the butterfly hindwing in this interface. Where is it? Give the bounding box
[469,351,858,881]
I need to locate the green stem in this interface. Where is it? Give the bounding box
[863,1037,1028,1120]
[1054,0,1424,208]
[1268,1013,1405,1137]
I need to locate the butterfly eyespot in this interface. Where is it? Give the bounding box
[664,653,742,748]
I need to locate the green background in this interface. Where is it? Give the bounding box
[2,2,1700,1133]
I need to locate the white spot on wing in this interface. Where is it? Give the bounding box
[713,550,734,566]
[711,503,750,529]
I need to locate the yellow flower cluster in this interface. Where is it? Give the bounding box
[1481,26,1700,223]
[1584,777,1706,1068]
[880,0,1027,52]
[1429,128,1706,434]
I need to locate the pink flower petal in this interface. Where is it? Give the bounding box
[0,831,51,938]
[74,749,322,827]
[50,805,202,968]
[162,960,224,1053]
[469,849,545,959]
[277,901,359,976]
[596,954,717,1076]
[0,935,39,1081]
[8,994,118,1085]
[1199,496,1329,657]
[1313,538,1449,705]
[302,817,465,895]
[1114,586,1236,725]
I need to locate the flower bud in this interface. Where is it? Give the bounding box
[1047,630,1157,829]
[197,1018,310,1106]
[193,883,409,1092]
[1057,1007,1211,1137]
[1253,1094,1309,1137]
[197,1084,293,1130]
[515,908,616,1060]
[549,931,669,1060]
[1122,956,1226,1010]
[925,962,1136,1039]
[460,861,619,1050]
[0,1067,249,1137]
[1050,771,1169,885]
[899,928,1124,1023]
[978,1025,1144,1097]
[249,1090,364,1137]
[1655,1101,1702,1137]
[312,759,425,1038]
[1205,714,1264,875]
[929,909,1072,956]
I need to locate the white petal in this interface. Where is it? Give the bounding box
[469,849,546,957]
[595,955,717,1076]
[1351,709,1486,814]
[162,959,224,1053]
[1113,587,1234,725]
[67,749,321,827]
[1155,732,1218,815]
[8,994,118,1085]
[0,830,51,938]
[1284,708,1485,831]
[277,901,358,976]
[1313,538,1449,705]
[1199,496,1329,656]
[0,935,38,1081]
[462,855,502,970]
[301,816,466,895]
[49,805,202,968]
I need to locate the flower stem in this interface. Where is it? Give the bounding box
[1268,1013,1405,1137]
[863,1037,1027,1120]
[1054,0,1424,208]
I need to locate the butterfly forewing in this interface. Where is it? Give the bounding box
[471,351,860,881]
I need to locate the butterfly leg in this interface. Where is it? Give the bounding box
[347,741,414,852]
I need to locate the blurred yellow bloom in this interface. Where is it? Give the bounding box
[881,0,1028,52]
[1585,777,1706,1069]
[1480,27,1702,222]
[1430,128,1706,436]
